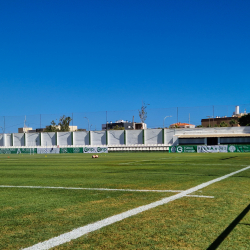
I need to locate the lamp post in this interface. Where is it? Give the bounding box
[84,117,90,131]
[163,116,172,129]
[207,116,212,127]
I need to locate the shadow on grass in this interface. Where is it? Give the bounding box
[207,203,250,250]
[239,223,250,226]
[220,156,238,161]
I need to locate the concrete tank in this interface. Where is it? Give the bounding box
[235,106,240,115]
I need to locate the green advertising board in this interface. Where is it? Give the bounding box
[169,145,197,153]
[0,148,37,154]
[228,144,250,153]
[170,144,250,153]
[60,148,83,153]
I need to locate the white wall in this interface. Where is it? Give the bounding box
[126,130,143,145]
[13,133,25,146]
[41,132,56,146]
[26,133,40,146]
[0,127,249,147]
[145,129,162,144]
[164,129,175,145]
[108,130,124,145]
[4,134,12,146]
[73,131,89,145]
[57,132,72,146]
[91,131,106,145]
[0,134,4,146]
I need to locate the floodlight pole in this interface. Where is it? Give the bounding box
[84,117,90,131]
[163,116,172,129]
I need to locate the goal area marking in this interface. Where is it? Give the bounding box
[18,165,250,250]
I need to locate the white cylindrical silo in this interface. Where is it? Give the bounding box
[235,106,239,115]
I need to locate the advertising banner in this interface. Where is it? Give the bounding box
[228,145,250,153]
[0,148,37,154]
[83,147,108,153]
[60,148,83,154]
[169,145,197,153]
[37,148,60,154]
[197,145,228,153]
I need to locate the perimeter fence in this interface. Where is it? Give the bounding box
[0,103,249,134]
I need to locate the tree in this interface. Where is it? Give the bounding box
[139,101,148,123]
[58,115,72,131]
[196,125,203,128]
[238,114,250,126]
[44,115,72,132]
[44,120,58,132]
[219,121,228,127]
[229,118,238,127]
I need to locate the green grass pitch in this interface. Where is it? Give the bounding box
[0,152,249,249]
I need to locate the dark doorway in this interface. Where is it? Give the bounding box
[207,137,218,145]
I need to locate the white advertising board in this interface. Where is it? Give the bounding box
[197,145,228,153]
[83,147,108,153]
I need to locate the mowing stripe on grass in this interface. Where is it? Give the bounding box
[0,185,214,198]
[23,165,250,250]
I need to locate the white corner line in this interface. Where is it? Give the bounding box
[22,165,250,250]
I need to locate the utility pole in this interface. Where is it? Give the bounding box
[207,116,212,127]
[177,107,178,123]
[106,111,108,131]
[84,117,90,131]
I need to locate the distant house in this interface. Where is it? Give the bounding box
[169,122,195,129]
[102,120,147,130]
[54,125,78,132]
[18,125,78,133]
[18,127,33,133]
[201,117,239,127]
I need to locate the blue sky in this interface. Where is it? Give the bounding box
[0,0,250,131]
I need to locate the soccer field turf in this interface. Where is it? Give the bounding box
[0,152,249,249]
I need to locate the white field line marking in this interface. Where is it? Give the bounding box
[186,195,214,198]
[0,185,184,193]
[0,185,214,198]
[22,165,250,250]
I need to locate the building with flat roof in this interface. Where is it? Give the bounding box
[201,117,239,127]
[18,127,33,133]
[201,106,245,127]
[102,120,147,130]
[18,125,78,133]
